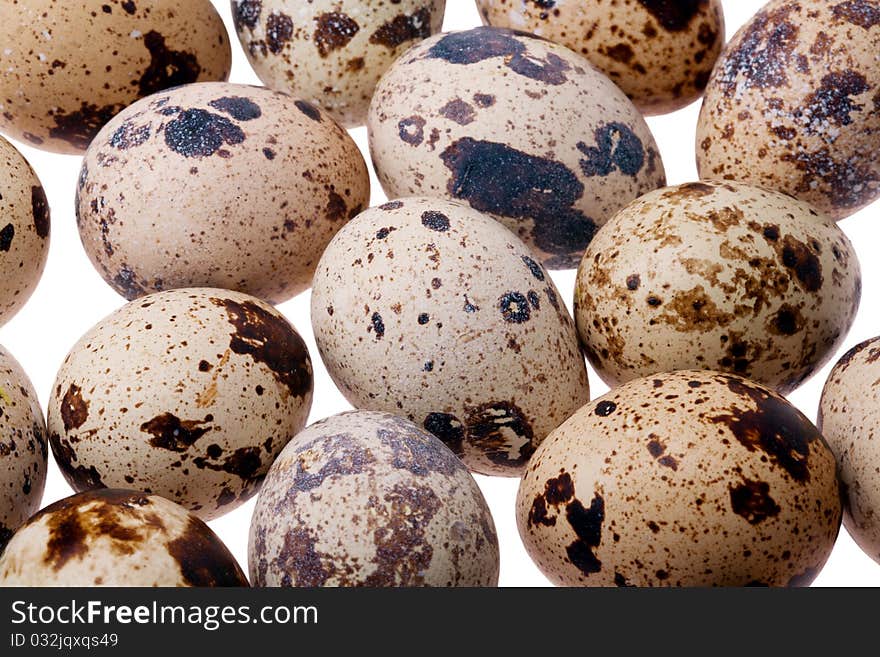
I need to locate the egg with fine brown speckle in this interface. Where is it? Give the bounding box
[0,490,248,586]
[368,26,666,268]
[517,370,842,587]
[476,0,725,115]
[231,0,446,128]
[250,410,499,587]
[575,181,860,394]
[311,197,589,477]
[0,0,232,154]
[77,82,370,303]
[697,0,880,219]
[47,288,313,520]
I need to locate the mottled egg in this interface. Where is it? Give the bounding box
[0,490,248,586]
[232,0,446,128]
[697,0,880,219]
[47,288,313,520]
[368,26,666,268]
[0,136,50,327]
[77,82,370,303]
[250,410,499,587]
[476,0,725,115]
[0,0,231,154]
[312,198,589,476]
[819,337,880,564]
[575,181,860,394]
[517,370,842,587]
[0,346,47,551]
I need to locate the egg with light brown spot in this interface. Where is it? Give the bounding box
[0,345,47,552]
[517,370,842,587]
[46,288,313,520]
[819,337,880,564]
[311,198,589,477]
[231,0,446,128]
[0,0,231,154]
[575,181,860,394]
[476,0,725,115]
[250,410,499,587]
[0,136,50,327]
[77,82,370,303]
[697,0,880,220]
[368,26,666,269]
[0,490,248,586]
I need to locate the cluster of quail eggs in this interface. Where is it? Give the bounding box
[0,0,878,587]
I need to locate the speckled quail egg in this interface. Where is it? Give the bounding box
[231,0,446,128]
[697,0,880,220]
[819,337,880,564]
[368,26,666,268]
[0,490,248,586]
[250,410,499,587]
[575,181,860,394]
[517,370,842,587]
[476,0,725,115]
[47,288,313,520]
[311,198,589,477]
[0,0,231,154]
[76,82,370,303]
[0,136,49,327]
[0,346,47,552]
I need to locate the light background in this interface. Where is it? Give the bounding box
[3,0,878,586]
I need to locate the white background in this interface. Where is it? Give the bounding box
[4,0,879,586]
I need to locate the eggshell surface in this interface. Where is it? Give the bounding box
[77,82,370,303]
[47,288,313,520]
[311,198,589,476]
[0,0,232,154]
[368,26,666,268]
[575,181,860,393]
[231,0,446,127]
[250,410,499,587]
[0,489,249,586]
[517,370,842,587]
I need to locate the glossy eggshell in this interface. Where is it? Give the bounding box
[77,82,370,303]
[231,0,446,128]
[696,0,880,220]
[0,136,50,327]
[367,26,666,269]
[476,0,725,115]
[46,288,313,520]
[311,198,589,476]
[0,346,47,552]
[0,0,231,154]
[819,337,880,564]
[250,410,499,587]
[575,181,861,394]
[0,490,249,586]
[517,370,842,587]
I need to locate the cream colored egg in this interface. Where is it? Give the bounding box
[0,490,249,586]
[697,0,880,219]
[47,288,313,520]
[231,0,446,127]
[0,0,231,154]
[368,26,666,268]
[819,337,880,564]
[476,0,725,115]
[76,82,370,303]
[311,197,589,476]
[0,136,49,327]
[575,181,860,393]
[517,370,842,587]
[0,345,47,551]
[250,410,499,587]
